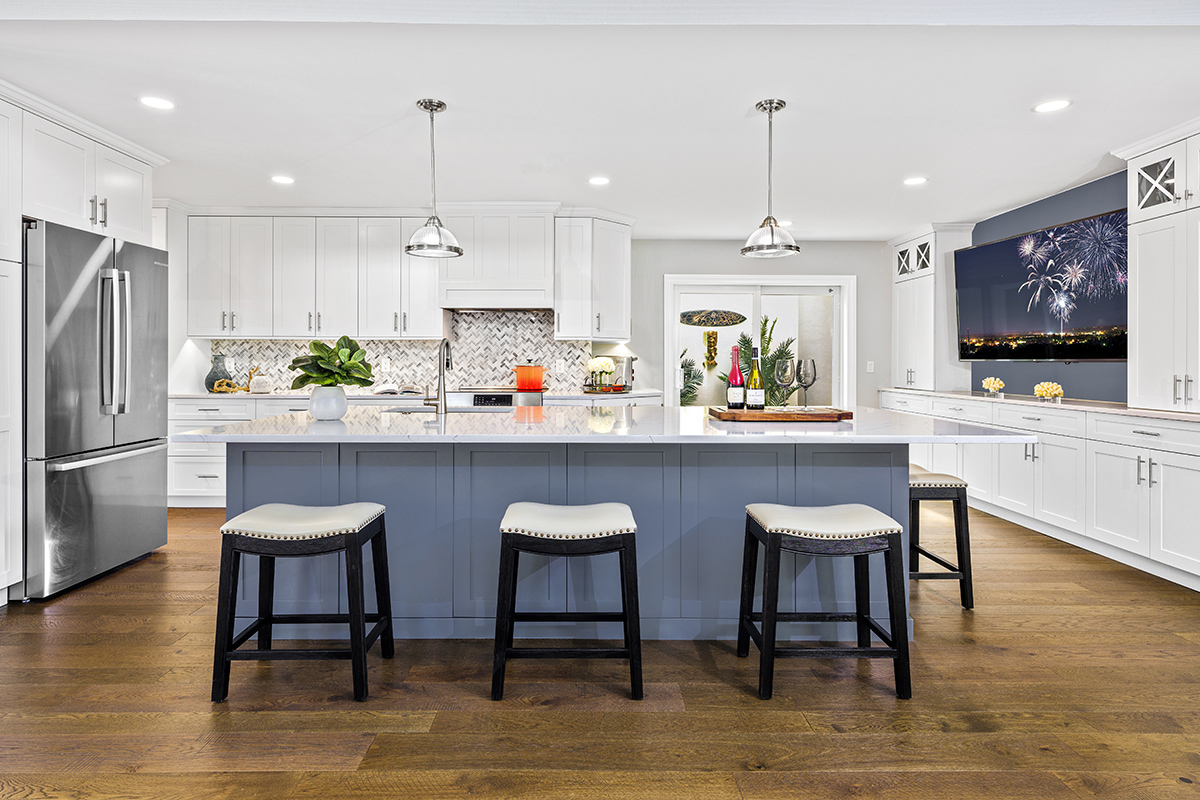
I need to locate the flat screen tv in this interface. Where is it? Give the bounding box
[955,209,1128,361]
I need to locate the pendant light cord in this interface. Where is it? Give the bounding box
[766,106,774,220]
[428,108,438,216]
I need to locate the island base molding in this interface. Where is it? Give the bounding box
[224,442,913,641]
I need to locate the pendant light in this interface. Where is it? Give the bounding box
[741,99,800,258]
[406,98,463,258]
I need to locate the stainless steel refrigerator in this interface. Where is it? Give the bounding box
[23,220,168,599]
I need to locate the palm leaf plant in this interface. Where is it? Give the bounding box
[718,316,798,406]
[287,336,375,390]
[679,349,704,406]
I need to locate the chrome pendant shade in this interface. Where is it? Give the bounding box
[406,98,463,259]
[741,99,801,259]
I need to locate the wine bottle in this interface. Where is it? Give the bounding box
[726,345,745,409]
[746,346,765,410]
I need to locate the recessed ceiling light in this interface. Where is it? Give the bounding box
[271,175,295,185]
[903,176,928,186]
[139,96,175,110]
[588,176,610,186]
[1033,99,1071,113]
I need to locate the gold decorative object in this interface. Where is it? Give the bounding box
[703,330,718,366]
[213,366,259,394]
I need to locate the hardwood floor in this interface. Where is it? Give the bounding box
[1,505,1198,798]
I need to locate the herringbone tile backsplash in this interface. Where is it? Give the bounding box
[212,310,591,393]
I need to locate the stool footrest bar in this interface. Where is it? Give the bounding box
[505,647,631,660]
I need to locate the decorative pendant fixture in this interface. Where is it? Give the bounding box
[741,99,801,258]
[406,98,463,259]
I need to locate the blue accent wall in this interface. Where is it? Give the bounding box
[968,172,1128,403]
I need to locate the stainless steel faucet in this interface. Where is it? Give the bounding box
[424,337,454,414]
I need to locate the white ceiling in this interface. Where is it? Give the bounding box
[2,8,1200,240]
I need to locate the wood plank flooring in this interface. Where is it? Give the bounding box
[1,505,1198,798]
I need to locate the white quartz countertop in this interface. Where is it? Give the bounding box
[168,388,664,401]
[879,387,1200,424]
[171,405,1036,445]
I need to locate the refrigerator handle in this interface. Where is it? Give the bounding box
[99,268,119,415]
[118,270,132,413]
[47,442,168,472]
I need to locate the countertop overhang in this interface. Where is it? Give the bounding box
[171,405,1037,445]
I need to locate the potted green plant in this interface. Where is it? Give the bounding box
[287,336,374,420]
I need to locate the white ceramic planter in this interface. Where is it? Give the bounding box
[309,385,348,420]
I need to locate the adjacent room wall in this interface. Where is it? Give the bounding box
[969,172,1127,403]
[619,239,892,404]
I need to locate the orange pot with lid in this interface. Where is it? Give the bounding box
[513,361,548,392]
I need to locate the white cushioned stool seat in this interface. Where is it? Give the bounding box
[745,503,902,540]
[909,470,968,489]
[221,502,386,540]
[501,502,637,540]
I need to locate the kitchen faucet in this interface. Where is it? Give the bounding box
[424,338,454,414]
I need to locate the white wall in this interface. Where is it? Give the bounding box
[620,239,892,405]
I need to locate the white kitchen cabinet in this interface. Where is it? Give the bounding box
[357,217,403,338]
[1127,139,1187,224]
[272,217,317,337]
[1086,439,1151,556]
[894,231,934,282]
[316,218,360,337]
[892,275,934,390]
[1127,213,1189,411]
[22,113,152,245]
[400,217,447,339]
[1149,448,1200,574]
[0,99,20,263]
[591,218,632,341]
[960,442,994,504]
[187,217,273,337]
[993,441,1036,517]
[1031,431,1087,534]
[553,216,632,342]
[438,210,554,308]
[0,260,21,590]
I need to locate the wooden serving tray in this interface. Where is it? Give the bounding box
[708,406,854,422]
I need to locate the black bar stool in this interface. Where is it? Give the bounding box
[492,501,642,701]
[909,465,974,609]
[211,502,394,702]
[736,502,910,700]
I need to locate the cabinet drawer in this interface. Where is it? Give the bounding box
[168,457,226,495]
[255,398,313,419]
[929,398,992,425]
[168,421,226,457]
[993,404,1086,437]
[169,399,257,420]
[1089,413,1200,456]
[880,392,930,414]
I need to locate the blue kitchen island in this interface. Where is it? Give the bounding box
[174,405,1032,640]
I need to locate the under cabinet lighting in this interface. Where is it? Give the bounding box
[139,96,175,110]
[1033,99,1071,113]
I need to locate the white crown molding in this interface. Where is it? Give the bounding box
[185,202,564,217]
[1112,115,1200,160]
[888,222,974,247]
[152,197,194,215]
[0,77,168,167]
[556,206,637,227]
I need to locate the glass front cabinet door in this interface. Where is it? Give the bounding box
[1129,141,1186,224]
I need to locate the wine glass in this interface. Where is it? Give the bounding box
[797,359,818,410]
[773,359,796,408]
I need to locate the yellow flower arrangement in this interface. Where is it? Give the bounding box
[1033,381,1064,399]
[982,377,1005,394]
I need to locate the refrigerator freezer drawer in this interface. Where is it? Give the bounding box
[25,441,168,598]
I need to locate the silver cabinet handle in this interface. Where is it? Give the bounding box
[895,400,908,405]
[1132,430,1161,437]
[1149,458,1158,487]
[1174,375,1182,404]
[197,408,221,411]
[1031,443,1037,461]
[1023,443,1030,461]
[287,408,306,412]
[317,311,322,331]
[394,312,399,332]
[596,313,601,332]
[231,312,236,330]
[308,311,313,331]
[1188,375,1195,404]
[948,406,963,411]
[99,197,108,227]
[1022,416,1041,421]
[556,312,561,331]
[196,474,220,479]
[1137,455,1145,485]
[402,312,407,331]
[89,195,98,225]
[222,311,227,331]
